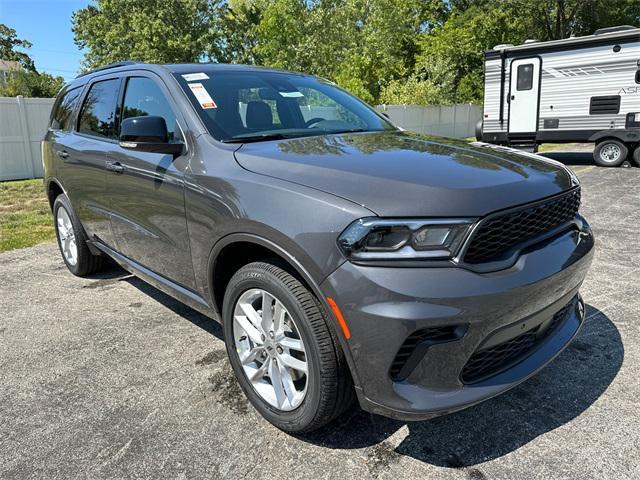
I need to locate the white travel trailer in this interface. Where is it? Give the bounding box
[478,25,640,167]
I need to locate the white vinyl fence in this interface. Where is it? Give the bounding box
[0,98,481,181]
[376,104,482,139]
[0,96,55,181]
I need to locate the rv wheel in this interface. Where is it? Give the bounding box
[593,139,628,167]
[633,146,640,167]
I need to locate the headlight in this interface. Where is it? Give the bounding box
[337,218,475,261]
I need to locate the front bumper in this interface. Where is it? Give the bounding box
[321,225,594,421]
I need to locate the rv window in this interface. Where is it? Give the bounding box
[516,64,534,91]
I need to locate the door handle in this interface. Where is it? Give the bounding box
[511,95,515,100]
[56,150,69,159]
[106,161,125,174]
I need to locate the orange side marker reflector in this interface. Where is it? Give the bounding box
[326,297,351,340]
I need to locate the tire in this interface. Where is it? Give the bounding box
[633,145,640,167]
[593,139,628,167]
[53,194,106,276]
[475,119,483,141]
[222,261,354,433]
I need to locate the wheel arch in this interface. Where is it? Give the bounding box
[45,177,66,210]
[208,233,329,315]
[588,129,640,145]
[207,233,361,388]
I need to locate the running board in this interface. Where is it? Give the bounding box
[92,241,218,320]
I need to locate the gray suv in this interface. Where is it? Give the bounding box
[43,61,594,433]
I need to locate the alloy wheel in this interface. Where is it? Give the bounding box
[56,207,78,266]
[232,288,308,411]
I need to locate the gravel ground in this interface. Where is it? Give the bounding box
[1,154,639,479]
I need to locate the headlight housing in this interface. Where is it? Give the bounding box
[337,218,475,261]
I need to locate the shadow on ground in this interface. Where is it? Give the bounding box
[85,264,223,339]
[94,264,622,469]
[541,152,594,166]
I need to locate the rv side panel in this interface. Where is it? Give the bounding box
[483,58,509,134]
[538,42,640,136]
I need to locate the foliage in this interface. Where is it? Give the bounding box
[70,0,640,105]
[0,24,65,97]
[0,23,35,71]
[0,70,65,97]
[72,0,224,68]
[0,179,55,252]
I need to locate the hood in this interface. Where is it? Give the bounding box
[234,131,576,217]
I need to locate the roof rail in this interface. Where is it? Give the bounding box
[75,61,139,78]
[594,25,637,35]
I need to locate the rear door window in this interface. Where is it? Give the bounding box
[50,87,82,131]
[77,79,121,139]
[121,77,179,141]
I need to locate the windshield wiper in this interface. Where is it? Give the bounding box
[326,128,374,134]
[222,133,294,144]
[222,128,376,144]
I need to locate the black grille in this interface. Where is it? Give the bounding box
[460,299,574,384]
[390,326,462,380]
[463,188,580,264]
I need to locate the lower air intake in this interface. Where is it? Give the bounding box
[460,298,575,384]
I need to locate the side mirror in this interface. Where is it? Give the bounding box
[119,116,183,156]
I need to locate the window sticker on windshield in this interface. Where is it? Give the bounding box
[279,91,304,98]
[188,83,217,109]
[182,72,209,81]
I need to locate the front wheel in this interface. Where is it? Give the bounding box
[593,139,628,167]
[222,261,354,433]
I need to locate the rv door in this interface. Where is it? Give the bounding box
[508,58,541,134]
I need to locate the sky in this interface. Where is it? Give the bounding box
[0,0,91,82]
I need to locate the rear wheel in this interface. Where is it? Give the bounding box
[53,194,106,276]
[633,145,640,167]
[593,139,628,167]
[222,261,354,433]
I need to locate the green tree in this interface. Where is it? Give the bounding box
[0,23,35,71]
[251,0,446,103]
[519,0,640,40]
[384,0,640,105]
[0,70,64,97]
[70,0,639,105]
[72,0,224,69]
[215,0,263,64]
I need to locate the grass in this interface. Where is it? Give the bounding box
[0,179,55,252]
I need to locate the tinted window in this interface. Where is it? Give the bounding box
[78,79,120,139]
[516,64,534,91]
[173,70,394,142]
[122,77,178,141]
[50,87,82,131]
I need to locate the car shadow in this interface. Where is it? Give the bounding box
[85,264,224,340]
[540,151,593,166]
[300,304,622,467]
[89,268,622,468]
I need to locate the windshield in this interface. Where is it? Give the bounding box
[173,69,396,142]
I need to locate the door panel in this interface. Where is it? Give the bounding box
[509,58,541,133]
[58,134,116,247]
[57,78,122,248]
[106,75,195,289]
